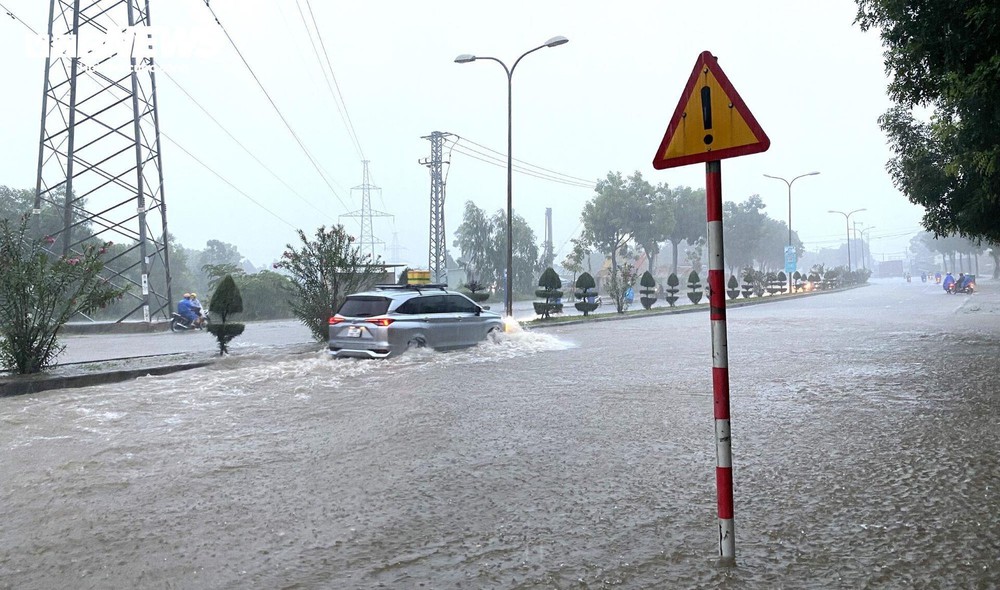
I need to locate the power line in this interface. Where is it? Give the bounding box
[159,68,334,220]
[0,1,37,34]
[200,1,353,215]
[450,143,593,188]
[456,136,594,185]
[299,0,365,162]
[163,134,297,229]
[2,3,313,234]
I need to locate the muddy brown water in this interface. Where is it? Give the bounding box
[2,280,997,589]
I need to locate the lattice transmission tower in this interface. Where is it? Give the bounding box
[420,131,454,283]
[340,160,392,260]
[34,0,172,323]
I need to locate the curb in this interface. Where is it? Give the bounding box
[523,283,868,329]
[62,321,171,334]
[0,361,213,398]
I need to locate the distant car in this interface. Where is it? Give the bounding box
[328,284,504,358]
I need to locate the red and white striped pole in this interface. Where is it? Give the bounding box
[705,159,735,559]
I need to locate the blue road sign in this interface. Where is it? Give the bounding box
[784,246,797,275]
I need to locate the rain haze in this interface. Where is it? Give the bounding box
[0,0,926,268]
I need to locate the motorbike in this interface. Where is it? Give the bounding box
[946,279,975,295]
[170,308,209,332]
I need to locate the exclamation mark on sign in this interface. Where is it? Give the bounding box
[701,86,713,146]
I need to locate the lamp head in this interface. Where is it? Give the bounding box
[454,54,477,64]
[544,36,569,47]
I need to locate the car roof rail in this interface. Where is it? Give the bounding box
[374,283,449,292]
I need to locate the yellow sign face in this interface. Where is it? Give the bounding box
[653,51,769,170]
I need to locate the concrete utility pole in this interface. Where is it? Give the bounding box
[420,131,454,283]
[34,0,172,323]
[541,207,554,268]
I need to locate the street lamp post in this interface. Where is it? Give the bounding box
[455,36,569,318]
[859,225,876,271]
[763,171,819,290]
[827,208,866,271]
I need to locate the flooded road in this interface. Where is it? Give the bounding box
[2,280,998,589]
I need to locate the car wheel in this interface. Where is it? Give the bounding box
[407,337,426,350]
[486,326,502,343]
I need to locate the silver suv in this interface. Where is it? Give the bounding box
[328,284,503,358]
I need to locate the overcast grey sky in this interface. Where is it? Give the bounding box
[0,0,926,268]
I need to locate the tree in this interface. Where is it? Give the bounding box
[855,1,1000,242]
[720,195,800,274]
[561,238,589,283]
[532,267,563,319]
[639,270,657,310]
[198,239,242,269]
[202,263,245,290]
[723,196,768,274]
[634,182,676,273]
[573,272,599,316]
[581,171,650,279]
[0,215,125,374]
[206,274,245,355]
[0,185,89,250]
[455,202,538,296]
[607,262,638,314]
[665,186,707,274]
[453,201,496,284]
[235,270,295,321]
[274,225,384,342]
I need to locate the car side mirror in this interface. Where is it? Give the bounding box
[475,306,482,316]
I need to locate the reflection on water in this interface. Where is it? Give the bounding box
[1,282,998,589]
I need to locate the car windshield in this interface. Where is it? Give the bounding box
[337,296,391,317]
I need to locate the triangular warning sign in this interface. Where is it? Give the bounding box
[652,51,769,170]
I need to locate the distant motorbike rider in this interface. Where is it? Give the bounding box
[943,272,955,292]
[189,292,205,327]
[177,293,200,327]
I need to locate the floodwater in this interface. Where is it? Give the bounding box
[2,280,998,589]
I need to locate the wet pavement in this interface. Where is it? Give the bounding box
[1,279,997,589]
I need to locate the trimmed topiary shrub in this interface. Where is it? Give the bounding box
[687,271,703,304]
[574,272,599,316]
[639,270,657,310]
[461,280,491,303]
[664,273,680,307]
[532,267,563,319]
[726,274,740,300]
[206,274,245,355]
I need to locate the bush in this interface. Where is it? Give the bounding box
[460,280,490,303]
[727,275,740,300]
[206,274,245,355]
[533,267,563,319]
[574,272,599,316]
[639,270,657,310]
[687,271,703,304]
[0,216,126,374]
[274,225,384,341]
[664,273,680,307]
[608,263,638,313]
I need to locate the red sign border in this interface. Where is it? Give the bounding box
[652,51,770,170]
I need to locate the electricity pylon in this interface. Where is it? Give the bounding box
[420,131,454,283]
[340,160,392,261]
[34,1,172,323]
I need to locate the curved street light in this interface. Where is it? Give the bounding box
[455,36,569,318]
[828,208,867,271]
[763,171,819,290]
